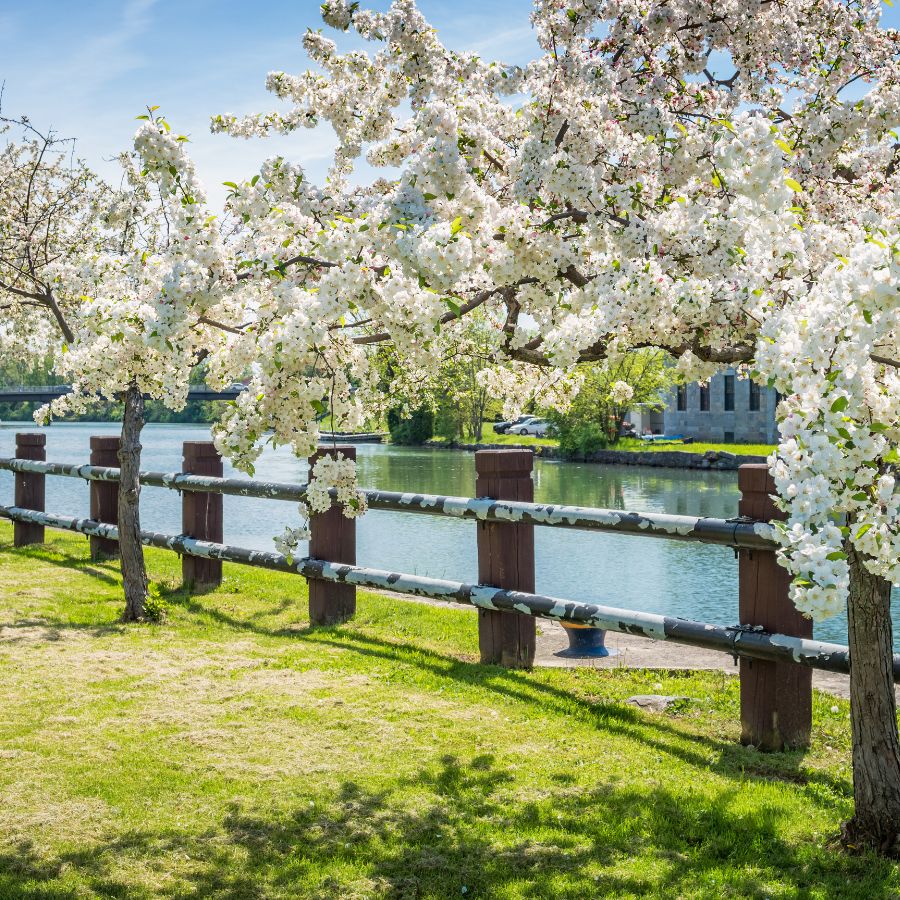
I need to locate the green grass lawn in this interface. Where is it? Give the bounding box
[480,423,558,447]
[428,424,558,447]
[434,427,773,456]
[0,522,896,898]
[617,438,776,457]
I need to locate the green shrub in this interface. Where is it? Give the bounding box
[554,420,608,456]
[433,398,462,442]
[387,405,434,445]
[142,583,168,623]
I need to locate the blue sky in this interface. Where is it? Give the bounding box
[1,0,897,210]
[0,0,534,207]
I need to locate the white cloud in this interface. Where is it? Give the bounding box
[465,24,536,61]
[32,0,158,98]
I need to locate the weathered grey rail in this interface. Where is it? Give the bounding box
[0,503,873,679]
[0,458,777,550]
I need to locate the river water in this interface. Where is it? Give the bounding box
[1,421,895,648]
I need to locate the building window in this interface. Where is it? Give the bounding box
[724,375,735,411]
[676,385,686,411]
[749,381,761,412]
[724,431,735,443]
[699,383,710,412]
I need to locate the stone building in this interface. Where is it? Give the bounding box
[661,370,779,443]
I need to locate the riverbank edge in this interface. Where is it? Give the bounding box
[422,440,768,470]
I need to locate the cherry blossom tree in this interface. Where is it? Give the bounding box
[188,0,900,849]
[0,113,233,620]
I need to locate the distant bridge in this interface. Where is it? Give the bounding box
[0,385,244,403]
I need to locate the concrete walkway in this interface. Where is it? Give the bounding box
[535,618,859,700]
[378,589,863,700]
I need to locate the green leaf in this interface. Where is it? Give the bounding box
[784,177,803,192]
[250,174,260,187]
[444,298,462,317]
[423,192,437,201]
[830,396,849,413]
[222,181,239,189]
[856,523,874,539]
[450,216,463,236]
[775,139,793,155]
[826,551,848,561]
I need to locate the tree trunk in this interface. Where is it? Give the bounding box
[843,545,900,854]
[118,383,149,622]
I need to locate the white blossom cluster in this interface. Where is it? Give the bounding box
[609,381,635,405]
[198,0,898,619]
[274,452,367,560]
[757,240,900,618]
[4,1,899,621]
[2,113,236,428]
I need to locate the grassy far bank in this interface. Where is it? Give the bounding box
[0,524,897,898]
[425,424,558,447]
[428,424,774,456]
[616,437,776,457]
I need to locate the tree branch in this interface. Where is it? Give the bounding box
[235,253,337,281]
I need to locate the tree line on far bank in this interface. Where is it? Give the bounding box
[388,348,673,454]
[0,358,223,424]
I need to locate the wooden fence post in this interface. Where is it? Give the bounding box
[475,449,536,668]
[181,441,223,591]
[89,435,120,560]
[738,463,812,750]
[14,433,46,547]
[308,444,356,626]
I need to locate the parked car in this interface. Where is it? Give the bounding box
[494,415,537,434]
[508,418,552,437]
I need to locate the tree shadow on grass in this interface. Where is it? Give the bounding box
[26,574,849,816]
[0,539,121,586]
[0,753,891,899]
[296,628,853,809]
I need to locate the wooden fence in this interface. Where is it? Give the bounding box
[1,431,885,753]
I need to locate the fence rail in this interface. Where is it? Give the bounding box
[0,457,777,550]
[0,433,837,752]
[0,502,875,679]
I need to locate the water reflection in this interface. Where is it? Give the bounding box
[1,422,895,648]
